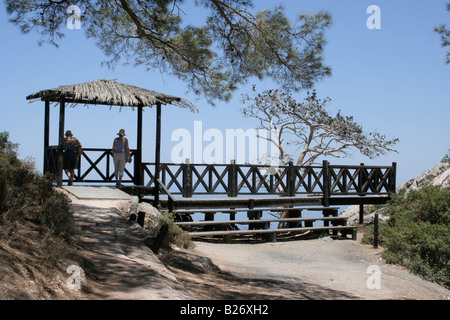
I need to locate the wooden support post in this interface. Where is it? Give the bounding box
[137,211,146,227]
[358,162,366,224]
[373,213,379,248]
[183,158,193,197]
[248,210,263,230]
[391,162,397,194]
[204,211,215,231]
[359,204,364,224]
[322,160,330,207]
[135,105,143,185]
[228,159,237,197]
[43,100,50,174]
[270,232,277,243]
[154,103,162,206]
[229,209,236,221]
[150,223,168,254]
[288,209,301,228]
[288,161,295,197]
[57,99,65,186]
[247,199,264,230]
[358,163,364,195]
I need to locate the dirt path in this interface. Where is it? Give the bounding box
[188,238,450,300]
[65,190,449,300]
[68,195,191,299]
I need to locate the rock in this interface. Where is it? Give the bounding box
[432,167,450,189]
[137,202,165,233]
[341,205,389,225]
[397,162,450,193]
[164,250,220,274]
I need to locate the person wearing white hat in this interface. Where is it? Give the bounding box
[112,129,131,186]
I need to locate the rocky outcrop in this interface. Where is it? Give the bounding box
[397,162,450,192]
[341,161,450,225]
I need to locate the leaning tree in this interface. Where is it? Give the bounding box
[6,0,332,103]
[242,88,399,227]
[242,87,399,167]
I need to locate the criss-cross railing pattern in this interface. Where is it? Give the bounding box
[45,147,396,198]
[141,161,396,197]
[45,147,137,183]
[329,165,395,195]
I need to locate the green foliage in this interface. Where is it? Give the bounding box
[157,209,194,251]
[434,3,450,64]
[441,148,450,163]
[0,131,76,239]
[374,186,450,288]
[5,0,332,103]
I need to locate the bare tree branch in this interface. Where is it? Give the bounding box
[242,88,399,167]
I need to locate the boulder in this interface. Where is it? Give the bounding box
[397,162,450,192]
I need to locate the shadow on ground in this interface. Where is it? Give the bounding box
[162,250,358,300]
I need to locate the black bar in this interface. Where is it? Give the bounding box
[57,99,65,186]
[391,162,397,194]
[137,211,145,227]
[288,161,295,197]
[154,103,161,204]
[374,213,379,248]
[43,100,50,174]
[359,204,364,224]
[135,105,143,185]
[322,160,330,207]
[228,160,237,197]
[183,159,192,197]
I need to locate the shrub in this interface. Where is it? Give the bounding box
[0,131,76,239]
[441,148,450,163]
[375,186,450,288]
[155,209,194,251]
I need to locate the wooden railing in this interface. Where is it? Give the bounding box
[142,161,397,199]
[45,147,137,183]
[45,147,396,199]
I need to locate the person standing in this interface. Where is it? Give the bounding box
[112,129,131,186]
[63,130,82,185]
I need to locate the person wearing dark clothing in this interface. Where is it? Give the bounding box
[63,130,82,185]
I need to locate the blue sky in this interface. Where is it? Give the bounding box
[0,0,449,185]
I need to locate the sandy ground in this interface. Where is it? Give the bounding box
[27,184,442,301]
[188,239,450,300]
[67,195,192,299]
[65,192,448,300]
[3,186,448,301]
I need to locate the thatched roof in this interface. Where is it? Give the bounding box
[26,79,197,111]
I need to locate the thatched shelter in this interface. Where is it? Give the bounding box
[26,79,196,110]
[27,79,196,186]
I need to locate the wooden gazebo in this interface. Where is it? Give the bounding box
[26,79,196,186]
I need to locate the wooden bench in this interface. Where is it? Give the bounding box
[174,206,340,228]
[175,216,357,241]
[174,206,340,214]
[187,226,357,242]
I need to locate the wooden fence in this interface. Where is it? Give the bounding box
[45,147,396,199]
[142,160,397,199]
